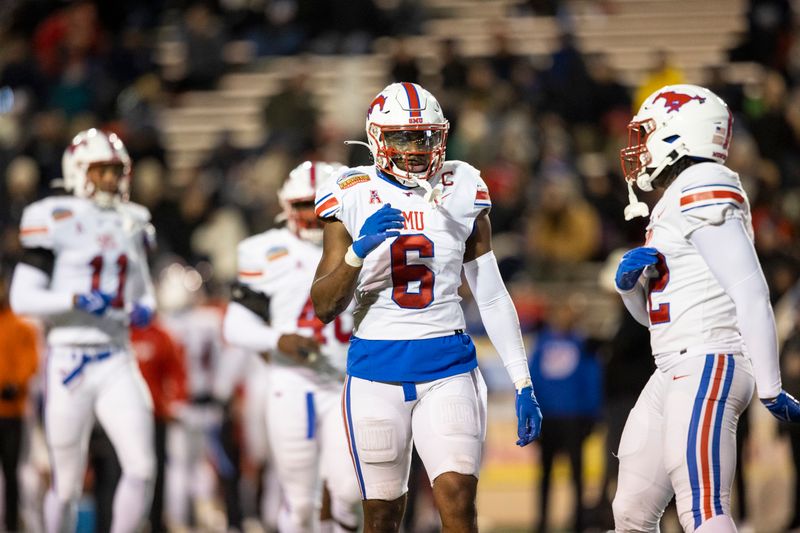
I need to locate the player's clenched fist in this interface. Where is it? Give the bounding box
[351,203,404,259]
[278,334,321,364]
[615,246,659,291]
[761,390,800,423]
[74,290,113,316]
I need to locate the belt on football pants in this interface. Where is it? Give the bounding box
[62,350,113,385]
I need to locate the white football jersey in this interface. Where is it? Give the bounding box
[314,161,491,341]
[19,196,154,347]
[160,306,224,400]
[642,162,753,369]
[237,228,353,381]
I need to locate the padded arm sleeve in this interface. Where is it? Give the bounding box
[463,251,531,388]
[690,217,782,398]
[617,282,650,327]
[222,301,280,354]
[9,262,74,316]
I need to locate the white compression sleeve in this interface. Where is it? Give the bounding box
[9,262,74,316]
[690,217,782,398]
[222,301,280,354]
[617,282,650,327]
[463,251,531,389]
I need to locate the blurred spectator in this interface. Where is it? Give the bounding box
[745,71,798,170]
[542,32,596,124]
[779,306,800,530]
[0,262,39,532]
[172,3,227,92]
[489,31,521,82]
[389,38,420,84]
[632,50,684,111]
[730,0,793,72]
[132,319,188,533]
[262,70,320,155]
[526,176,602,274]
[439,39,468,92]
[529,295,602,533]
[33,1,105,80]
[0,35,47,113]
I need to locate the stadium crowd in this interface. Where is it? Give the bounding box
[1,0,800,531]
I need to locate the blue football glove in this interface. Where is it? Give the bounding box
[515,386,543,447]
[351,203,404,258]
[615,247,659,291]
[761,390,800,423]
[129,304,154,329]
[75,291,113,316]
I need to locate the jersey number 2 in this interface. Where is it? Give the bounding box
[647,252,670,324]
[89,255,128,308]
[390,235,434,309]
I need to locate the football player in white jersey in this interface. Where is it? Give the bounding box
[612,84,800,533]
[311,82,542,532]
[9,129,157,533]
[223,161,362,533]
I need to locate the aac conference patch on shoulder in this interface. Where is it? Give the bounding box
[52,207,73,220]
[337,170,370,190]
[266,245,289,261]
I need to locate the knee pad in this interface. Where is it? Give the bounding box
[612,493,661,533]
[694,514,736,533]
[279,498,315,532]
[119,449,156,481]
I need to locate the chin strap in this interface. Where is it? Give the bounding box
[414,177,443,208]
[624,181,650,220]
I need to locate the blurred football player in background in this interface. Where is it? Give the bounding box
[156,262,243,530]
[612,84,800,532]
[10,128,157,533]
[131,306,188,533]
[224,160,361,533]
[311,82,542,532]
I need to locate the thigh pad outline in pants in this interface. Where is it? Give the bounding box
[343,376,412,501]
[267,368,325,528]
[412,369,487,484]
[95,359,156,480]
[613,371,674,533]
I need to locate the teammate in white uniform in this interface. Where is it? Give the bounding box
[9,129,157,533]
[311,82,542,532]
[612,84,800,533]
[223,161,362,533]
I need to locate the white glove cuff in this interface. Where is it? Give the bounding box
[344,245,364,267]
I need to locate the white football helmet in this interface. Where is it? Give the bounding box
[278,161,344,245]
[363,82,449,188]
[620,84,732,219]
[62,128,132,207]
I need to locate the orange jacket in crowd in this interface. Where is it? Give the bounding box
[131,320,188,420]
[0,307,39,418]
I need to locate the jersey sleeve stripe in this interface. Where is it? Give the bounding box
[315,192,333,206]
[315,197,339,217]
[680,183,742,193]
[680,190,744,208]
[20,227,49,235]
[238,270,263,278]
[475,190,490,201]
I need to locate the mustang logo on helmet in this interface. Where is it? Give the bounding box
[654,91,706,113]
[367,95,387,118]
